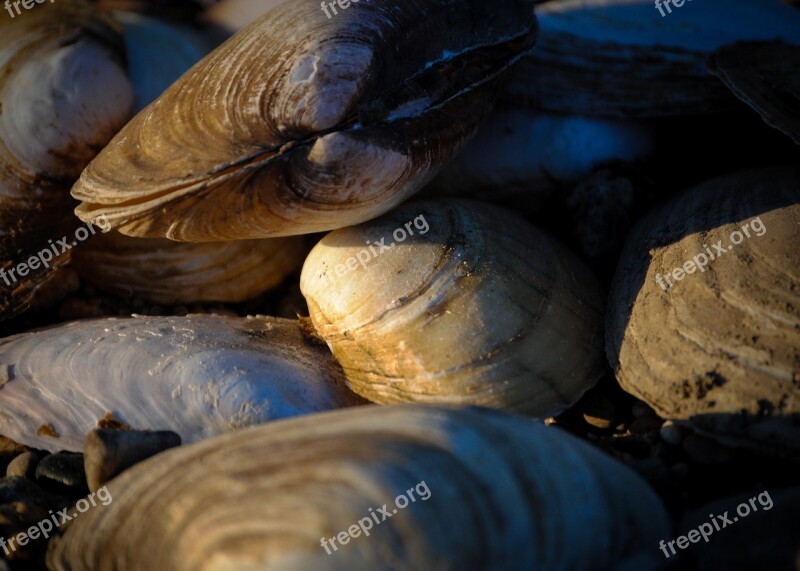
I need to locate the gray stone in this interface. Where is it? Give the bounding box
[84,429,181,492]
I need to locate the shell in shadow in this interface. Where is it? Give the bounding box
[707,41,800,145]
[46,405,671,571]
[427,106,654,211]
[70,0,538,240]
[607,167,800,458]
[300,199,606,417]
[0,1,133,320]
[115,11,218,112]
[70,231,306,304]
[505,0,800,117]
[0,314,363,452]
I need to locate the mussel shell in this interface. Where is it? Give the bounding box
[300,199,606,417]
[71,0,537,241]
[70,231,306,304]
[0,2,133,320]
[0,315,362,452]
[607,167,800,457]
[47,405,670,571]
[505,0,800,117]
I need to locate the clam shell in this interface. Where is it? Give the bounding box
[300,199,606,417]
[505,0,800,117]
[70,231,306,304]
[0,2,133,319]
[0,314,362,452]
[428,106,654,209]
[70,0,537,241]
[607,167,800,457]
[47,405,670,571]
[708,41,800,145]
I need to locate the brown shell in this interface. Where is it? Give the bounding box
[47,405,670,571]
[0,2,133,320]
[71,0,537,241]
[607,167,800,457]
[70,231,306,304]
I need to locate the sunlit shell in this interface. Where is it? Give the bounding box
[0,314,362,452]
[71,0,537,241]
[607,167,800,457]
[47,405,670,571]
[301,199,606,417]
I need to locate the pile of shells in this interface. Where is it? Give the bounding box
[1,0,798,569]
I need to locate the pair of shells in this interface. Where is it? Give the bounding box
[607,166,800,457]
[70,0,538,241]
[0,314,362,452]
[48,405,671,571]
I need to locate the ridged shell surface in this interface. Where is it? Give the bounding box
[607,167,800,457]
[47,405,671,571]
[71,231,305,304]
[301,199,606,417]
[71,0,537,241]
[0,315,361,452]
[0,2,133,319]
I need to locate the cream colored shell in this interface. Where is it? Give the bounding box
[301,199,606,417]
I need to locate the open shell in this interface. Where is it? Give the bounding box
[0,315,361,452]
[0,1,133,319]
[300,199,606,417]
[47,405,670,571]
[70,0,537,241]
[505,0,800,117]
[70,231,306,304]
[607,167,800,457]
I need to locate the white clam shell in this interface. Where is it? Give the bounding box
[0,314,362,452]
[47,405,671,571]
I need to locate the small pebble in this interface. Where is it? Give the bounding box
[582,396,617,429]
[659,420,686,445]
[6,452,38,479]
[35,452,88,495]
[84,429,181,492]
